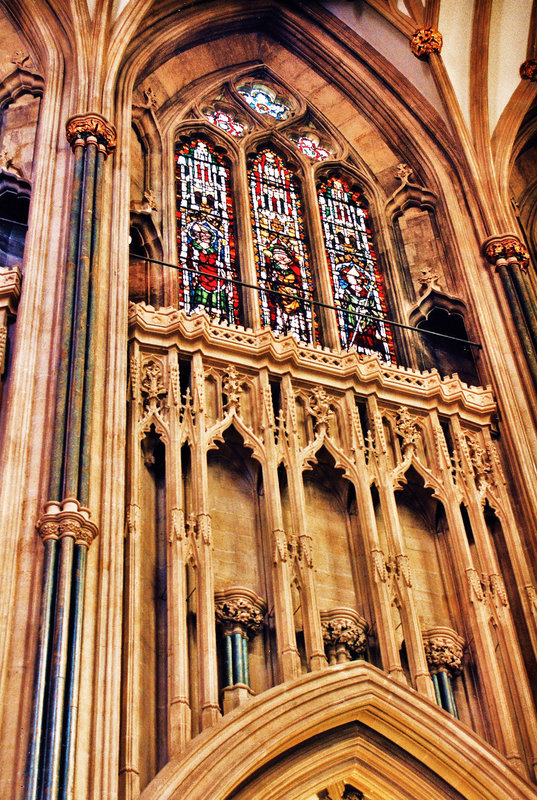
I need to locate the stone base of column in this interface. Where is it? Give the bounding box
[222,684,255,714]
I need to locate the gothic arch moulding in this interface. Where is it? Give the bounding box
[138,662,537,800]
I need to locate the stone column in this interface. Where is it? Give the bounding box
[25,114,115,800]
[214,587,266,713]
[422,626,464,717]
[320,608,368,665]
[482,234,537,386]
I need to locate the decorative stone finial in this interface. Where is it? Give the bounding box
[520,59,537,81]
[410,27,443,59]
[395,163,413,184]
[306,386,333,433]
[422,626,464,676]
[65,113,117,155]
[223,365,243,412]
[10,51,30,69]
[395,406,421,452]
[143,87,158,108]
[214,587,266,636]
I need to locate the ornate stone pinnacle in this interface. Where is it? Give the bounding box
[395,406,421,451]
[214,587,267,636]
[65,113,117,155]
[306,386,333,432]
[482,234,530,268]
[395,163,413,184]
[320,608,368,661]
[422,626,464,676]
[520,59,537,81]
[222,365,243,412]
[410,27,443,59]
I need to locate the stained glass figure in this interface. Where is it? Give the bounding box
[175,139,240,324]
[249,149,315,343]
[238,84,290,121]
[293,134,331,161]
[318,178,394,362]
[205,109,246,138]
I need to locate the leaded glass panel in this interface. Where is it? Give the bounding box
[293,134,331,161]
[175,139,240,323]
[238,84,290,120]
[205,109,246,138]
[249,149,315,343]
[318,178,394,362]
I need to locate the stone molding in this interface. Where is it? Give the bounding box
[410,27,443,59]
[320,608,368,661]
[422,627,464,676]
[214,587,267,636]
[36,497,99,548]
[520,59,537,81]
[482,234,530,269]
[128,303,496,419]
[65,112,117,154]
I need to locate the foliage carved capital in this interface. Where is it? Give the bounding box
[422,626,464,675]
[65,113,117,154]
[410,27,443,59]
[320,608,368,658]
[37,498,98,548]
[482,234,530,268]
[214,586,266,636]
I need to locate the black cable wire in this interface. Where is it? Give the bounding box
[130,251,482,349]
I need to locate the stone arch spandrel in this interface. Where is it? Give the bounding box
[138,662,537,800]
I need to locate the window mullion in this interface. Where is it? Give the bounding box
[235,147,262,331]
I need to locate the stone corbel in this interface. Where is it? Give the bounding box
[320,608,368,664]
[0,265,21,375]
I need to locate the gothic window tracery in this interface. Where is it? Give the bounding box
[248,148,315,344]
[318,177,394,362]
[169,77,395,362]
[175,137,240,324]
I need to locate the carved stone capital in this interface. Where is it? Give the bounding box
[37,498,98,548]
[520,59,537,81]
[214,587,267,636]
[423,626,464,675]
[321,608,368,662]
[65,113,117,155]
[410,27,443,59]
[0,265,22,313]
[482,234,530,268]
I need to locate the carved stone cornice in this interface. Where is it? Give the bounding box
[482,234,530,269]
[65,113,117,155]
[520,59,537,81]
[422,626,464,675]
[36,497,98,548]
[410,27,443,59]
[320,608,368,661]
[128,304,496,422]
[214,587,267,636]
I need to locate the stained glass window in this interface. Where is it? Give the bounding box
[318,178,394,362]
[238,84,290,121]
[175,139,240,324]
[293,135,331,162]
[205,109,246,138]
[249,149,315,343]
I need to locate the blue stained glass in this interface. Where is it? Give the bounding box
[238,84,290,121]
[249,149,315,343]
[175,139,240,324]
[318,178,394,363]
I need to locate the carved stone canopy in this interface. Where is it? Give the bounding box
[422,626,465,676]
[321,607,368,661]
[214,586,267,636]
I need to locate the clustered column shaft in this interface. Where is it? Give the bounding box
[25,113,116,800]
